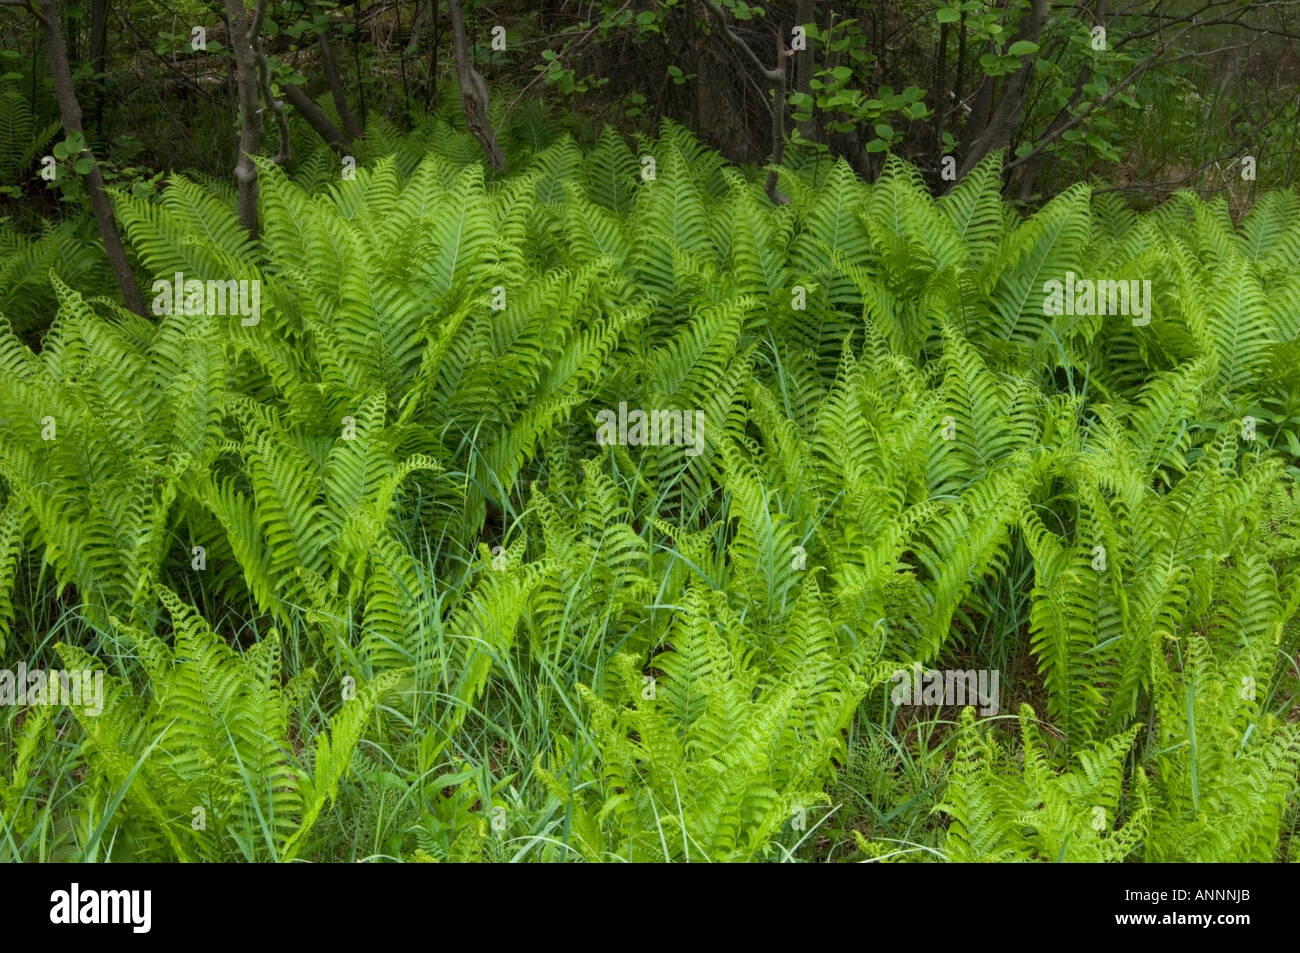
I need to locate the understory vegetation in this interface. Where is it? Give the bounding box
[3,113,1300,861]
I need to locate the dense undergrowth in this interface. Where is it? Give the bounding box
[2,116,1300,861]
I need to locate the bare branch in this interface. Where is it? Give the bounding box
[281,81,352,154]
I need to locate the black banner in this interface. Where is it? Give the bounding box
[11,862,1279,941]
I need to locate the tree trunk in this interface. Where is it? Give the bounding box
[223,0,264,239]
[932,17,949,170]
[406,0,430,56]
[89,0,109,136]
[252,0,289,165]
[958,0,1048,179]
[321,25,363,140]
[428,1,439,110]
[447,0,504,170]
[35,0,143,315]
[352,0,367,130]
[1012,0,1105,200]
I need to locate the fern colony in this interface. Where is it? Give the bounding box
[2,117,1299,862]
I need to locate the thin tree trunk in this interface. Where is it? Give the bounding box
[684,0,700,131]
[321,25,363,140]
[89,0,109,136]
[954,7,967,110]
[252,0,289,165]
[447,0,504,170]
[406,0,430,56]
[33,0,143,314]
[353,0,367,130]
[428,2,439,110]
[396,0,410,117]
[63,0,76,68]
[1012,0,1106,200]
[932,17,949,165]
[958,0,1048,179]
[222,0,263,239]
